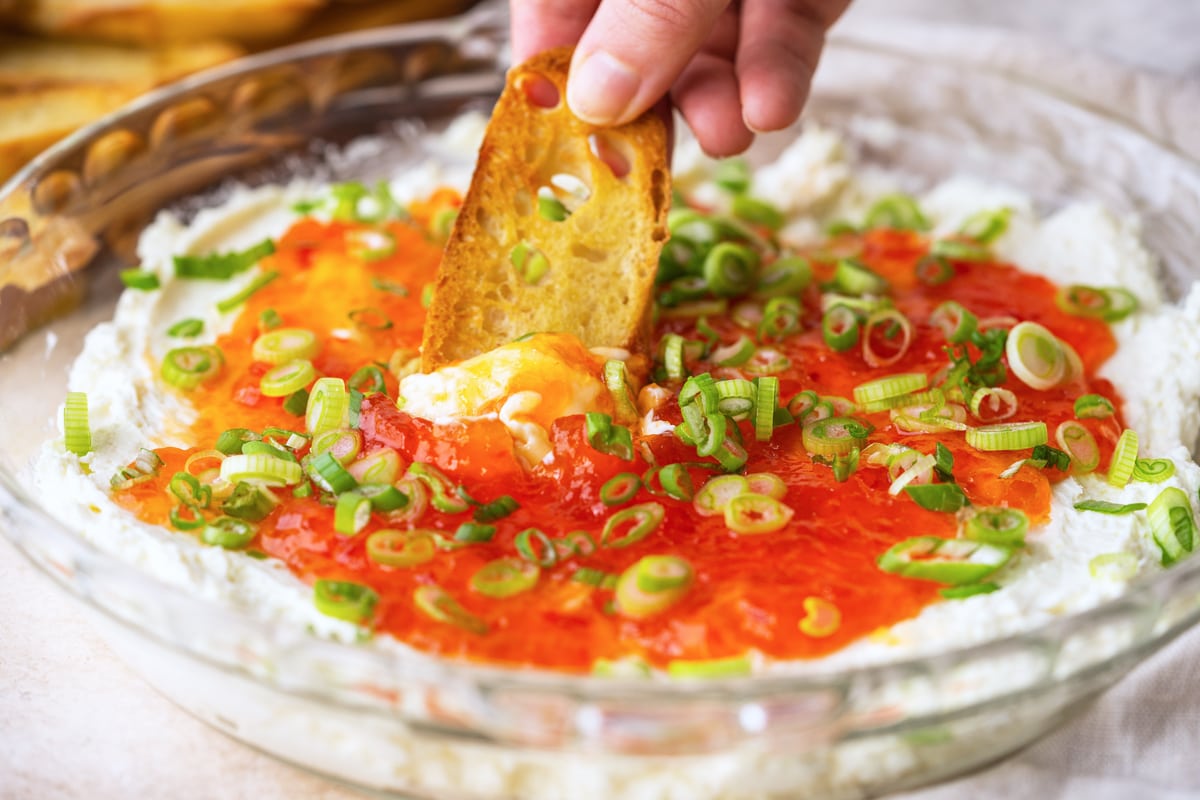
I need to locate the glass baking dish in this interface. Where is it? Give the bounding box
[4,7,1200,798]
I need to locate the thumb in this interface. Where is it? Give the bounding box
[567,0,730,126]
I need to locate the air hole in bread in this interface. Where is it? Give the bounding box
[650,168,667,214]
[589,133,632,179]
[571,242,607,263]
[513,188,532,216]
[518,72,560,109]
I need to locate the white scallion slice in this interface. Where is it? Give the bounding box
[1006,321,1066,390]
[1106,429,1139,488]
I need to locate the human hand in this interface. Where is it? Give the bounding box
[510,0,852,157]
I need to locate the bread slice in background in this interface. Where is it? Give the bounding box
[421,47,671,371]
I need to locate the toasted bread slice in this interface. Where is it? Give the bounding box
[420,47,670,372]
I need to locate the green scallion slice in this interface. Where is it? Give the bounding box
[1147,486,1196,566]
[167,318,204,337]
[1074,394,1115,420]
[307,451,358,494]
[414,585,488,635]
[175,239,275,280]
[615,555,693,619]
[1074,499,1146,515]
[704,242,759,297]
[63,392,92,455]
[666,655,751,679]
[221,481,278,522]
[852,373,927,407]
[511,240,550,285]
[471,557,540,598]
[216,270,279,313]
[833,258,889,296]
[201,516,257,549]
[119,268,160,290]
[306,377,348,436]
[252,328,319,365]
[878,536,1012,585]
[965,421,1048,452]
[366,529,434,567]
[603,359,639,426]
[963,507,1028,545]
[601,503,665,549]
[864,194,929,231]
[1055,421,1099,474]
[731,195,784,230]
[915,254,954,286]
[1107,429,1139,488]
[724,493,794,534]
[357,483,408,512]
[161,345,223,390]
[904,483,970,513]
[585,412,634,461]
[802,416,873,458]
[334,491,372,535]
[515,527,558,567]
[693,474,749,517]
[753,377,779,442]
[600,472,641,506]
[314,579,378,624]
[1056,285,1139,323]
[219,453,303,487]
[958,208,1011,243]
[259,359,316,398]
[1132,458,1175,483]
[930,301,978,344]
[939,582,999,600]
[454,521,496,543]
[1005,321,1066,390]
[753,256,811,298]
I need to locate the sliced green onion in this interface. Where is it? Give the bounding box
[712,435,749,473]
[201,517,256,549]
[511,240,550,285]
[724,493,794,534]
[660,334,687,380]
[311,429,362,465]
[585,412,634,461]
[169,471,211,508]
[833,258,889,297]
[259,359,316,398]
[712,335,756,367]
[215,428,259,455]
[963,507,1028,546]
[333,491,371,535]
[217,270,278,313]
[356,483,409,512]
[538,194,570,221]
[162,345,223,389]
[787,390,820,423]
[371,277,408,296]
[366,529,434,567]
[731,195,784,230]
[862,309,913,368]
[931,238,992,262]
[220,453,302,486]
[966,421,1047,452]
[1089,552,1138,581]
[306,377,348,436]
[406,463,470,514]
[558,530,597,558]
[169,503,206,530]
[167,318,203,337]
[864,194,929,231]
[119,268,160,290]
[904,483,969,512]
[1133,458,1175,483]
[174,239,275,280]
[473,495,519,523]
[878,536,1012,585]
[455,522,497,543]
[714,158,751,194]
[715,378,755,418]
[803,416,873,458]
[821,304,860,352]
[753,256,811,298]
[615,555,694,619]
[221,481,278,522]
[63,392,92,455]
[241,440,294,462]
[258,308,282,331]
[652,463,694,502]
[1056,285,1139,323]
[471,558,540,598]
[307,451,358,494]
[603,359,640,426]
[601,472,641,506]
[1055,421,1099,474]
[853,373,928,407]
[421,283,435,308]
[1148,486,1196,566]
[514,527,558,567]
[1107,429,1139,488]
[314,579,377,624]
[414,585,488,634]
[758,297,801,341]
[572,567,613,588]
[1074,499,1146,515]
[1074,394,1115,420]
[969,387,1018,422]
[1006,321,1066,390]
[930,301,978,345]
[743,346,791,376]
[348,365,386,394]
[252,328,319,364]
[694,475,750,517]
[601,502,666,549]
[667,655,752,679]
[745,473,786,500]
[940,582,999,600]
[958,208,1011,243]
[753,377,779,442]
[703,242,759,297]
[915,254,954,286]
[282,389,309,416]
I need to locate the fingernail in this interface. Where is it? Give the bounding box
[568,50,641,125]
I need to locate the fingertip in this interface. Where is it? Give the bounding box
[740,80,806,134]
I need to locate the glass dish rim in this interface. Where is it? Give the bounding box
[2,12,1199,702]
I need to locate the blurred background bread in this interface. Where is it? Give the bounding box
[0,0,477,183]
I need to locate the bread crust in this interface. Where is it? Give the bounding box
[420,47,670,372]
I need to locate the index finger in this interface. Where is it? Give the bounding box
[510,0,601,63]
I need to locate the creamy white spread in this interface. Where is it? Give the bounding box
[32,114,1200,680]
